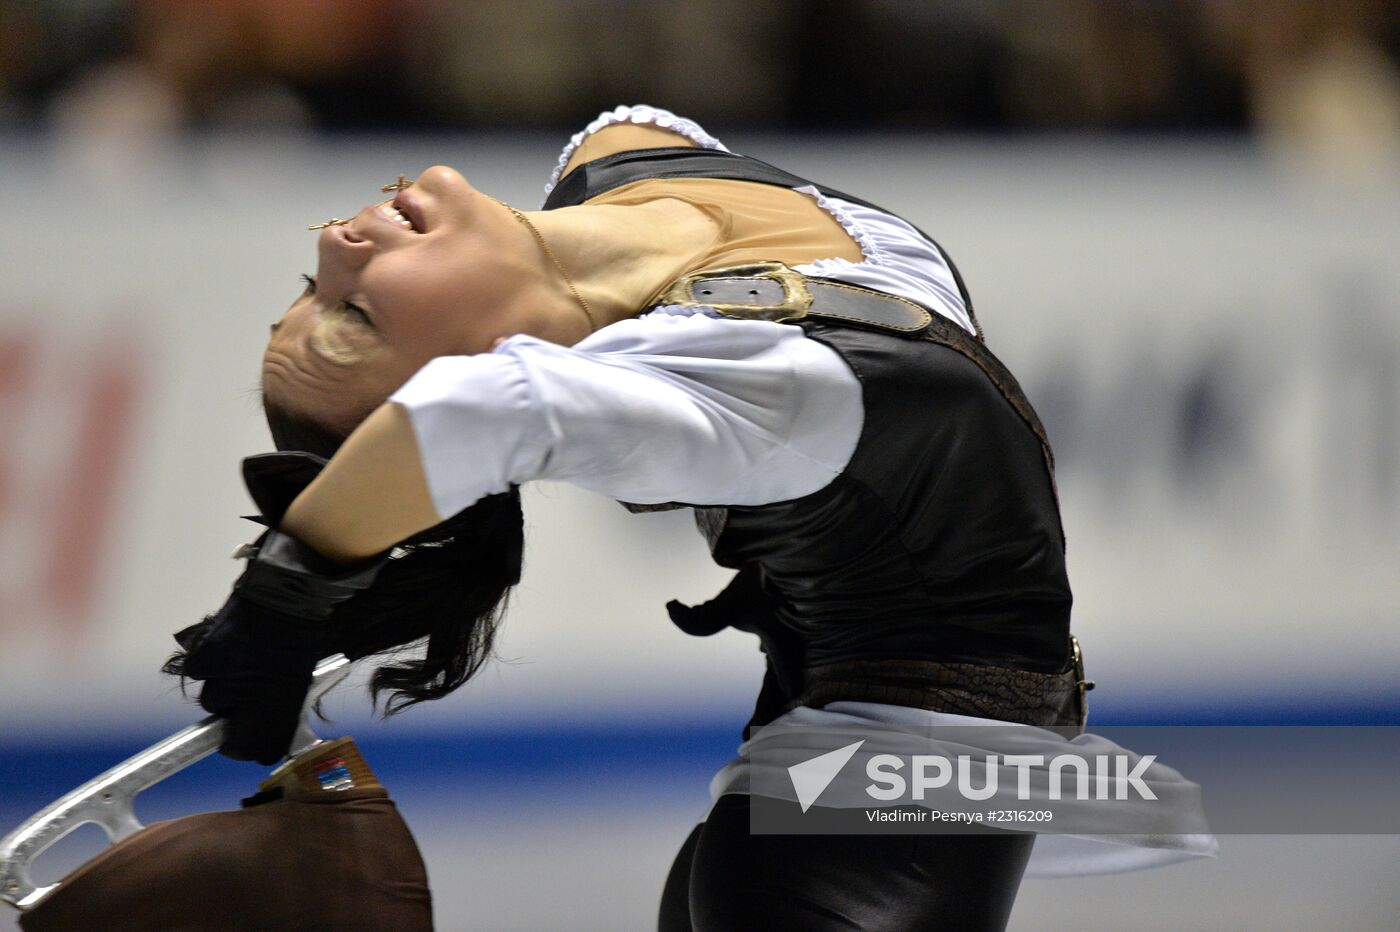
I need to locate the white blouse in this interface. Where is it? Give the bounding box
[391,306,862,519]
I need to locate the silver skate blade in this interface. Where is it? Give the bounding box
[0,654,352,911]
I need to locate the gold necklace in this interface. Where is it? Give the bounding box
[496,200,597,334]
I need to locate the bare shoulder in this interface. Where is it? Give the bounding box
[559,123,700,182]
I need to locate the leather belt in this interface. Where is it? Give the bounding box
[790,637,1093,731]
[660,261,934,333]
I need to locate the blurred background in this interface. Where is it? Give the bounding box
[1,1,1397,929]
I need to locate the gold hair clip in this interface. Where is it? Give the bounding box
[307,218,352,230]
[381,174,413,193]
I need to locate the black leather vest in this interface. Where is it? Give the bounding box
[545,148,1074,710]
[714,318,1071,675]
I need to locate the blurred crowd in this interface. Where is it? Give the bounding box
[0,0,1397,169]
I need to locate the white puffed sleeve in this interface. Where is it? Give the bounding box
[387,309,864,519]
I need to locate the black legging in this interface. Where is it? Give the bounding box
[658,794,1033,931]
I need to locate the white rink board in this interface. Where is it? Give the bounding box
[0,135,1397,734]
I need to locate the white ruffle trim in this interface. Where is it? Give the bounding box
[543,104,731,201]
[791,184,886,266]
[647,303,725,320]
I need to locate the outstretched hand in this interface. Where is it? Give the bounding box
[175,577,326,765]
[166,454,384,765]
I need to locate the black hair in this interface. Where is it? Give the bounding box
[263,399,525,714]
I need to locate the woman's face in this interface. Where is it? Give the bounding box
[262,165,536,433]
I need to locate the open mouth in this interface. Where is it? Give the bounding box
[384,189,427,233]
[377,201,419,231]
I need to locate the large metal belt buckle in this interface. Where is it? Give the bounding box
[1071,635,1095,726]
[660,261,814,323]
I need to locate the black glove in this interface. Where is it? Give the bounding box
[170,453,384,765]
[665,565,772,637]
[666,565,805,718]
[239,450,332,527]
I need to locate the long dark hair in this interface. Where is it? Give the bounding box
[263,399,525,714]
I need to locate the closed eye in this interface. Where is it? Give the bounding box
[301,274,374,327]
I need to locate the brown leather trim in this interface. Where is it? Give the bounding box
[792,656,1087,731]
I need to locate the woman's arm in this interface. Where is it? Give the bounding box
[281,313,864,563]
[280,402,440,562]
